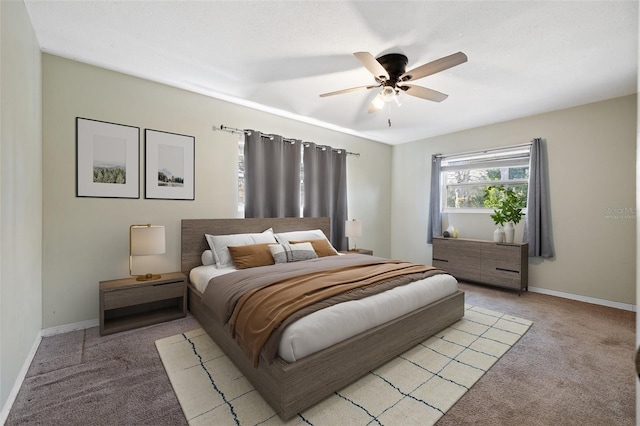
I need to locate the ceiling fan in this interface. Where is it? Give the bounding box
[320,51,467,113]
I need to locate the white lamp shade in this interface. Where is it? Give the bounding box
[345,219,362,238]
[131,225,166,256]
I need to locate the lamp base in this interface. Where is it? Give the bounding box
[134,273,162,281]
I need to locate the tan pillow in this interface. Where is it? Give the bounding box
[290,238,338,257]
[227,243,275,269]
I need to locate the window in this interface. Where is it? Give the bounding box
[238,137,245,214]
[441,146,530,211]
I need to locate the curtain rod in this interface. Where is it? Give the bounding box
[212,124,245,135]
[212,124,360,157]
[434,142,532,159]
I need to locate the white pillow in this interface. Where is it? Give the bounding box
[205,229,277,268]
[201,250,215,266]
[274,229,329,244]
[269,242,318,264]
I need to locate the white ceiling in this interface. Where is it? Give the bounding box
[24,1,638,145]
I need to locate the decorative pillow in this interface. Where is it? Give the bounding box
[289,238,338,257]
[201,250,215,266]
[227,243,275,269]
[274,229,329,244]
[269,242,318,264]
[205,229,277,268]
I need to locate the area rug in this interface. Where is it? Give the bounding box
[155,304,532,425]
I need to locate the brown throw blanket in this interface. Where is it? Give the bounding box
[202,255,446,366]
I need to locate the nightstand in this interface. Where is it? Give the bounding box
[99,271,187,336]
[340,248,373,256]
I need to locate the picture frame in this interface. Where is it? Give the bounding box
[76,117,140,199]
[144,129,195,200]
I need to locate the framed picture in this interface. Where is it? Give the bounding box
[144,129,195,200]
[76,117,140,198]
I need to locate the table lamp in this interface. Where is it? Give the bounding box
[129,224,166,281]
[345,219,362,251]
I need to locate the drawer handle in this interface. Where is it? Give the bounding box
[153,280,184,286]
[433,258,449,262]
[496,267,519,274]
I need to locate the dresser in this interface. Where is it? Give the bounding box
[432,237,528,295]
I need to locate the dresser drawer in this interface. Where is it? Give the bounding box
[103,280,185,310]
[483,244,521,269]
[434,259,481,281]
[481,266,522,289]
[432,238,482,262]
[433,238,482,281]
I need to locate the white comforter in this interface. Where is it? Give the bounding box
[190,263,458,362]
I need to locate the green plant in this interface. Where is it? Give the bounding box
[483,185,526,226]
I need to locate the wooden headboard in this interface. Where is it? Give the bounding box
[181,217,331,273]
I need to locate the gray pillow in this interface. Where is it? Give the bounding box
[269,242,318,264]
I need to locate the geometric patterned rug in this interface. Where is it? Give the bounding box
[155,304,532,425]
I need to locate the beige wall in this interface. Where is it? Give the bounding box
[391,94,637,306]
[0,0,43,414]
[42,54,392,328]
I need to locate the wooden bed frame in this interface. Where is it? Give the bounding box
[181,217,465,420]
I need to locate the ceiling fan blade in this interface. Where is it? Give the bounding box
[400,84,449,102]
[319,84,379,97]
[400,52,467,82]
[354,52,389,81]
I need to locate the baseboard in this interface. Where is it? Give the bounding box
[528,286,636,312]
[0,331,42,425]
[41,318,99,337]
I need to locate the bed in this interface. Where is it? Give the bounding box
[181,217,465,420]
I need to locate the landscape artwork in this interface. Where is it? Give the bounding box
[145,129,195,200]
[157,144,184,187]
[93,135,127,184]
[76,117,140,199]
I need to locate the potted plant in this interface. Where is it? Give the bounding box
[483,185,526,243]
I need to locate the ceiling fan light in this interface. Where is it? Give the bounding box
[372,95,385,110]
[381,86,396,102]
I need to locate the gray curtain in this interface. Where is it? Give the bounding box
[427,155,442,244]
[303,143,348,251]
[244,130,302,218]
[524,138,554,257]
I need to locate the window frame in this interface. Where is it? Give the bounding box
[238,136,245,215]
[439,145,531,214]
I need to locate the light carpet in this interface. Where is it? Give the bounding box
[155,304,532,425]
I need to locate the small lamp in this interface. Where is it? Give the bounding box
[345,219,362,251]
[129,224,166,281]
